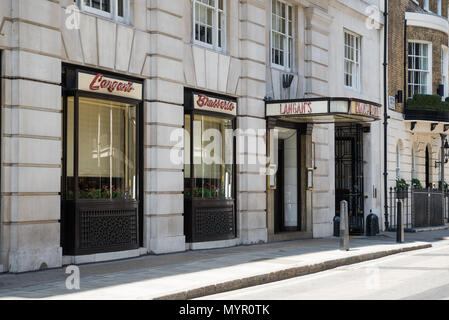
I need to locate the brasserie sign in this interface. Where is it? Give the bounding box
[193,93,237,116]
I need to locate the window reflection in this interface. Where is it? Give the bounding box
[185,114,234,200]
[72,97,137,200]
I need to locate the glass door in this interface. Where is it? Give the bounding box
[274,127,301,232]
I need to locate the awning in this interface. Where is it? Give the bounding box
[265,98,382,124]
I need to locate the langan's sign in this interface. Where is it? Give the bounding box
[266,100,328,116]
[78,72,143,100]
[350,101,381,119]
[194,94,237,116]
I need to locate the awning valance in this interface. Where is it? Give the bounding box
[265,98,382,124]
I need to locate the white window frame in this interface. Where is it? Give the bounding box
[270,0,294,71]
[77,0,130,24]
[192,0,226,52]
[438,0,442,15]
[408,40,432,97]
[442,46,448,99]
[344,30,361,91]
[424,0,430,11]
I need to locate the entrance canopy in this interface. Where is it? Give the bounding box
[266,98,382,124]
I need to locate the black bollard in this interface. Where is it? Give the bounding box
[397,200,404,243]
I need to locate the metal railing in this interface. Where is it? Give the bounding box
[445,192,449,222]
[388,187,446,231]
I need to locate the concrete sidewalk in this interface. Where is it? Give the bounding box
[0,231,447,300]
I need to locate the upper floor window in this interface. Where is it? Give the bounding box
[192,0,226,51]
[408,42,430,97]
[344,31,361,90]
[271,0,293,70]
[77,0,130,24]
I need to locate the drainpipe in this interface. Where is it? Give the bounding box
[383,0,389,230]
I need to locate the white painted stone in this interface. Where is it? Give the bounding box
[150,56,184,82]
[146,171,183,192]
[146,79,183,104]
[205,50,219,91]
[12,51,61,83]
[227,58,241,94]
[17,22,61,57]
[3,195,60,222]
[129,30,150,75]
[149,9,182,38]
[97,18,116,69]
[145,193,183,215]
[192,46,206,88]
[148,236,186,254]
[2,137,61,165]
[146,101,184,125]
[79,13,98,65]
[2,167,60,193]
[150,33,184,61]
[184,45,197,87]
[13,0,60,29]
[115,25,134,71]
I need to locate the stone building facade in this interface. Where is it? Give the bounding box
[0,0,385,273]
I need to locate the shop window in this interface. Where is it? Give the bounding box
[76,97,137,200]
[344,31,361,91]
[61,67,143,255]
[271,0,293,70]
[184,90,237,243]
[185,114,234,199]
[77,0,130,24]
[192,0,226,51]
[408,42,431,97]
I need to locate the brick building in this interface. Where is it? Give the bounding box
[387,0,449,229]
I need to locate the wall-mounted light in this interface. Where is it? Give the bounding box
[282,74,294,89]
[435,138,449,168]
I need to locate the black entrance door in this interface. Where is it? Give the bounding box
[335,125,364,235]
[274,140,284,233]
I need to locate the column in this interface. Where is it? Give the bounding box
[237,0,268,244]
[1,0,62,272]
[145,0,186,253]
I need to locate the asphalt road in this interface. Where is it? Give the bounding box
[198,242,449,300]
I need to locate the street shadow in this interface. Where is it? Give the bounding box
[0,229,447,299]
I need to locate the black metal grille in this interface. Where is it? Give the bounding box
[335,124,364,235]
[79,208,138,250]
[194,205,235,242]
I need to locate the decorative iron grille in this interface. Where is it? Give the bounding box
[79,207,138,250]
[193,205,235,242]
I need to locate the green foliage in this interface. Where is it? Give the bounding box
[78,185,125,199]
[411,178,423,190]
[439,181,449,191]
[396,178,410,191]
[406,94,449,112]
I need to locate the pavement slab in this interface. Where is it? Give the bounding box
[0,232,446,300]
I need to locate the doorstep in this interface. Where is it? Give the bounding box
[409,225,449,233]
[62,248,147,266]
[268,231,313,242]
